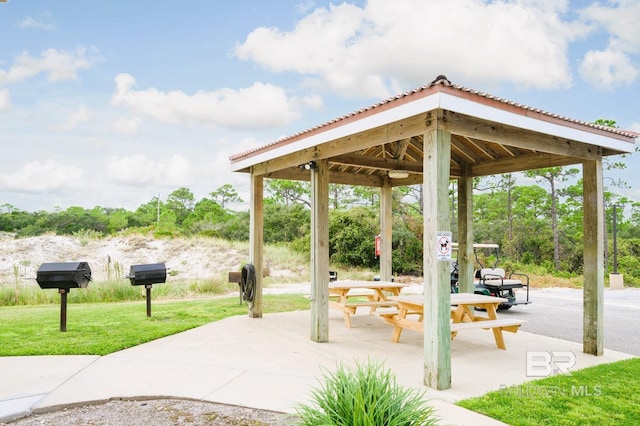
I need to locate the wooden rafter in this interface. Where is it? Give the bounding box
[459,135,499,161]
[493,142,518,157]
[450,136,481,163]
[331,153,422,173]
[442,110,603,161]
[471,152,581,176]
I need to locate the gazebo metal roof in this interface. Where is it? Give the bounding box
[231,75,637,185]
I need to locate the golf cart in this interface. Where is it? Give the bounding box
[451,243,531,310]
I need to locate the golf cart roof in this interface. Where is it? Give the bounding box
[451,243,499,250]
[473,243,499,249]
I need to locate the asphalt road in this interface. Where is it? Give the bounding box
[498,286,640,356]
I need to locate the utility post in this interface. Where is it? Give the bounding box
[609,204,624,289]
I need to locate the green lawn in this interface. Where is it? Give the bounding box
[457,357,640,425]
[0,295,310,356]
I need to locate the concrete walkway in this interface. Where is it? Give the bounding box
[0,309,634,425]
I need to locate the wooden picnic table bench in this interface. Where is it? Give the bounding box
[328,280,408,328]
[379,293,526,349]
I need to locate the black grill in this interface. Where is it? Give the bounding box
[36,262,92,290]
[35,261,92,332]
[127,263,167,286]
[126,262,167,317]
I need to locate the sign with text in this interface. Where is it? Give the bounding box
[436,231,452,261]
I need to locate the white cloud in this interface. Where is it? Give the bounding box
[110,73,321,130]
[0,159,83,191]
[578,0,640,90]
[111,117,143,135]
[580,0,640,54]
[234,0,590,98]
[0,46,98,84]
[296,1,317,15]
[19,16,56,31]
[0,88,9,112]
[107,154,193,187]
[579,49,638,90]
[60,105,94,130]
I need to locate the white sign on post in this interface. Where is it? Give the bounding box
[436,231,452,261]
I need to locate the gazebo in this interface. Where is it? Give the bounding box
[230,75,637,390]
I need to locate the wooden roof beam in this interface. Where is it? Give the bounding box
[471,153,582,177]
[494,143,518,157]
[246,113,431,176]
[442,110,603,160]
[331,153,423,173]
[451,137,481,163]
[459,135,498,160]
[265,168,385,187]
[392,138,411,160]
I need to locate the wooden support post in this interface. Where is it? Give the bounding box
[583,159,604,355]
[457,170,474,293]
[423,123,452,390]
[380,178,393,281]
[249,172,264,318]
[310,159,330,342]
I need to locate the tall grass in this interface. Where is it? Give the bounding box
[296,359,438,426]
[0,276,237,306]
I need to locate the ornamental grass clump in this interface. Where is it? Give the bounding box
[296,359,438,426]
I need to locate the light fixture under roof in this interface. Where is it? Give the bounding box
[300,161,316,170]
[388,170,409,179]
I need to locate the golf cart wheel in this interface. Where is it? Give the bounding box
[497,303,512,310]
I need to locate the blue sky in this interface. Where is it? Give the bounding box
[0,0,638,213]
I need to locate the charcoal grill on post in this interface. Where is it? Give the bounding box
[126,263,167,317]
[36,262,92,332]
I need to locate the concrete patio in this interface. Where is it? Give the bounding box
[0,308,633,425]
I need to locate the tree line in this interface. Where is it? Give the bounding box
[2,168,640,284]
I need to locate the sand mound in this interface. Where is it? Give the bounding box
[0,234,248,286]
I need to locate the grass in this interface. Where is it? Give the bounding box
[0,294,310,356]
[457,357,640,426]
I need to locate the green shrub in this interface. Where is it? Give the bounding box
[392,226,423,275]
[618,256,640,279]
[329,208,378,268]
[73,229,103,246]
[296,359,438,426]
[290,235,311,256]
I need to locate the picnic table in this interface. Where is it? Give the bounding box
[378,293,526,349]
[328,280,408,328]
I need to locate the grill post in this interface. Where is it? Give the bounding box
[59,289,68,332]
[145,285,152,317]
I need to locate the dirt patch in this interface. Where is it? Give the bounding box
[4,398,297,425]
